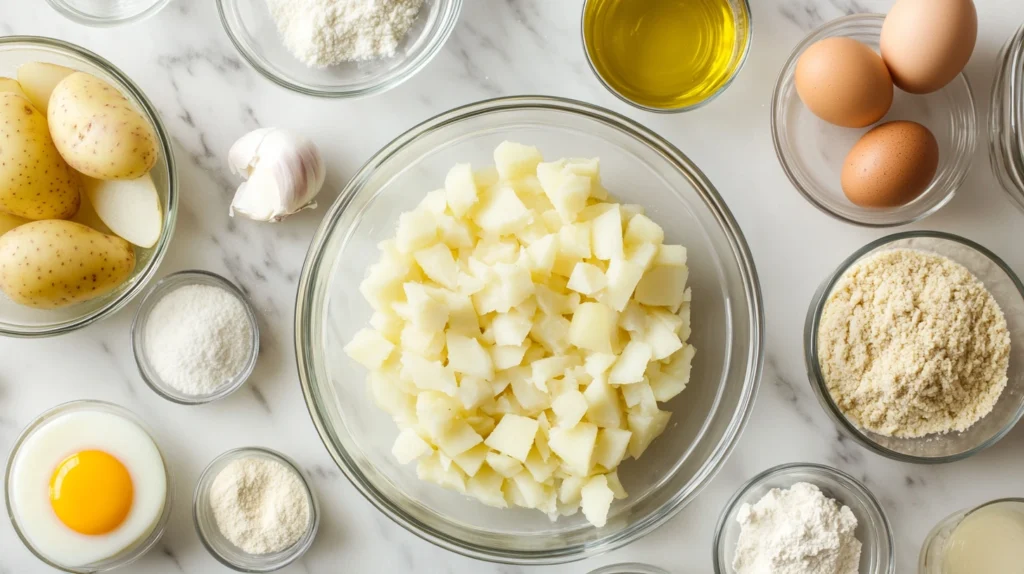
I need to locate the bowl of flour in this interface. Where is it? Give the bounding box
[805,231,1024,463]
[712,463,895,574]
[217,0,463,97]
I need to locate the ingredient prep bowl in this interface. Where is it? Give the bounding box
[0,37,177,338]
[194,447,320,572]
[45,0,170,26]
[217,0,462,98]
[713,463,894,574]
[990,23,1024,213]
[772,14,976,227]
[295,96,764,564]
[131,270,260,405]
[805,231,1024,463]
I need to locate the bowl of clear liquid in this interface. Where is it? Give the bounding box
[920,498,1024,573]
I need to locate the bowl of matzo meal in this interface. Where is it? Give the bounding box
[805,231,1024,463]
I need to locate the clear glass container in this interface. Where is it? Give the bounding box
[294,96,765,564]
[712,463,894,574]
[217,0,462,98]
[989,24,1024,213]
[5,400,173,573]
[45,0,170,26]
[0,37,177,338]
[920,498,1024,573]
[805,231,1024,463]
[131,270,260,405]
[589,564,670,574]
[772,14,976,227]
[193,447,320,572]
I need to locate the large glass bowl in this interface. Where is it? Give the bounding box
[0,37,177,337]
[295,96,764,564]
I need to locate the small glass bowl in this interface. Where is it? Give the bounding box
[805,231,1024,463]
[712,463,894,574]
[5,400,173,573]
[217,0,462,98]
[588,564,670,574]
[989,23,1024,213]
[581,0,752,113]
[919,498,1024,572]
[131,270,260,405]
[45,0,170,26]
[193,447,320,572]
[772,14,976,227]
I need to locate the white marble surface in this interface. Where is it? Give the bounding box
[2,0,1023,572]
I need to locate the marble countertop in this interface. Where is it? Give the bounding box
[2,0,1024,572]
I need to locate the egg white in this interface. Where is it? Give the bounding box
[9,409,168,568]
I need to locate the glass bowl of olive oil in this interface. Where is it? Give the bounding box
[582,0,752,113]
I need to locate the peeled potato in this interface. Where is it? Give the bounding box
[48,72,159,180]
[0,93,81,220]
[0,77,28,100]
[16,62,74,114]
[83,174,162,248]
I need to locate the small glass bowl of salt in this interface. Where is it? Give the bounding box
[194,447,320,572]
[132,270,260,405]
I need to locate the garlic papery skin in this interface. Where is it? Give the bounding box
[228,128,327,222]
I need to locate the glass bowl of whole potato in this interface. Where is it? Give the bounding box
[0,37,176,337]
[295,96,764,564]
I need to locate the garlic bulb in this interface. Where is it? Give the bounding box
[228,128,326,222]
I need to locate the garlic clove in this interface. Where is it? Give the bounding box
[228,128,326,223]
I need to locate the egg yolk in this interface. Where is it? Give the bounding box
[49,450,133,535]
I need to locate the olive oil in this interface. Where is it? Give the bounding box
[583,0,748,110]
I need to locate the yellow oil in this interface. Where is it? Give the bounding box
[584,0,747,110]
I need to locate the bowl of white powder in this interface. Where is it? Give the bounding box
[132,270,260,405]
[193,447,319,572]
[712,463,894,574]
[806,231,1024,463]
[217,0,462,97]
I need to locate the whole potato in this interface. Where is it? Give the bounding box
[0,220,135,309]
[48,72,159,180]
[0,93,81,219]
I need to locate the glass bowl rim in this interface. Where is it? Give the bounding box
[192,446,320,572]
[44,0,171,27]
[130,270,261,405]
[579,0,753,114]
[293,94,765,564]
[989,24,1024,213]
[4,399,174,573]
[804,230,1024,464]
[770,13,977,228]
[215,0,463,98]
[711,462,895,574]
[588,563,671,574]
[0,35,179,338]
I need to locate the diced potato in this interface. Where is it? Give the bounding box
[618,300,647,334]
[414,243,459,289]
[402,354,457,396]
[419,189,448,214]
[551,390,588,428]
[609,341,652,385]
[530,314,572,355]
[584,353,618,379]
[593,428,632,470]
[548,422,598,476]
[396,210,438,253]
[591,206,624,261]
[467,467,507,508]
[437,420,483,457]
[392,428,433,464]
[601,259,645,312]
[486,452,524,478]
[568,302,617,354]
[566,262,607,295]
[415,391,461,438]
[645,319,683,361]
[627,409,672,459]
[453,443,490,477]
[343,328,395,370]
[523,448,559,483]
[444,292,481,336]
[627,242,659,271]
[581,475,615,527]
[494,141,543,180]
[485,414,539,462]
[457,376,493,410]
[558,475,586,505]
[623,214,664,246]
[445,163,479,217]
[491,343,529,370]
[510,376,552,413]
[651,345,694,402]
[605,470,628,499]
[583,378,623,429]
[369,310,403,343]
[635,265,689,311]
[401,323,444,359]
[530,355,580,392]
[446,333,494,380]
[404,283,449,332]
[621,381,657,413]
[473,184,531,235]
[654,244,687,267]
[512,471,550,510]
[526,234,558,274]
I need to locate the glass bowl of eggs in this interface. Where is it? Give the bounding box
[772,13,976,227]
[5,400,172,572]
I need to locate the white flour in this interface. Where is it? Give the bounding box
[265,0,425,67]
[210,457,311,555]
[144,284,252,396]
[733,482,861,574]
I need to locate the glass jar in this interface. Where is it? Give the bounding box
[990,24,1024,212]
[920,498,1024,573]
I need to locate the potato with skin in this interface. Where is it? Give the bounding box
[0,77,28,100]
[0,93,81,220]
[0,220,135,309]
[0,212,29,236]
[16,62,74,114]
[48,72,159,180]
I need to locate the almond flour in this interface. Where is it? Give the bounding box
[817,248,1011,438]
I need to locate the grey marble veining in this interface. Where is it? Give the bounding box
[2,0,1024,572]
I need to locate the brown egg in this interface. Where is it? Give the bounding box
[842,121,939,208]
[881,0,977,94]
[795,37,894,128]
